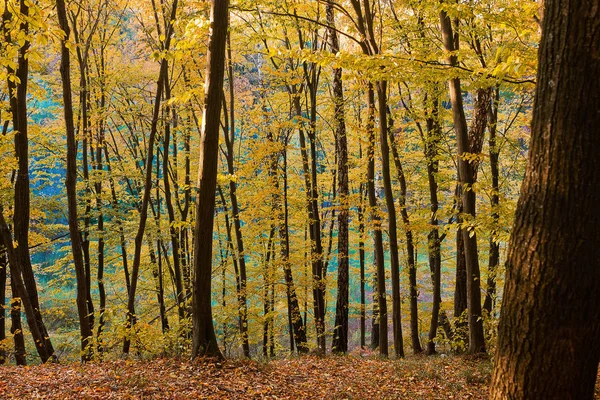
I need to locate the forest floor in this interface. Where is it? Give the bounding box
[0,354,598,399]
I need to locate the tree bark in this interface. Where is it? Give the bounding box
[57,0,94,361]
[489,0,600,397]
[366,84,388,356]
[0,251,5,364]
[223,40,250,357]
[10,279,25,366]
[424,97,442,355]
[377,81,405,358]
[440,9,486,354]
[388,107,421,354]
[3,0,55,363]
[327,1,350,355]
[483,87,500,315]
[191,0,229,359]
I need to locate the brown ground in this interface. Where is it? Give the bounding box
[0,355,596,399]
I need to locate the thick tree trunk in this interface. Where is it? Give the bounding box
[191,0,228,359]
[489,1,600,397]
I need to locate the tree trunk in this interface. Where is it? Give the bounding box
[3,0,55,363]
[440,10,485,354]
[10,279,25,366]
[358,187,366,349]
[483,87,500,315]
[377,81,404,358]
[191,0,228,359]
[224,40,250,357]
[489,0,600,397]
[366,84,388,356]
[388,107,421,354]
[0,251,6,364]
[328,1,350,355]
[162,65,186,324]
[57,0,94,361]
[424,97,442,355]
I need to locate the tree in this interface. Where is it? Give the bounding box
[56,0,94,361]
[489,0,600,397]
[2,0,55,363]
[328,0,350,355]
[122,0,179,355]
[191,0,229,359]
[439,8,486,354]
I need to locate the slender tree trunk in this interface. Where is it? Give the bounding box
[123,0,178,354]
[162,66,186,324]
[424,98,442,355]
[262,228,275,357]
[0,251,6,364]
[358,186,366,349]
[366,84,388,356]
[57,0,94,361]
[191,0,228,359]
[271,129,308,353]
[223,40,250,357]
[490,0,600,396]
[388,107,421,354]
[483,87,500,315]
[103,146,131,294]
[95,46,107,354]
[0,211,44,364]
[440,10,485,354]
[9,279,25,366]
[3,0,55,363]
[327,1,350,354]
[376,82,404,358]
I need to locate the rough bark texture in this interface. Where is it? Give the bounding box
[191,0,229,359]
[489,0,600,398]
[328,2,350,355]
